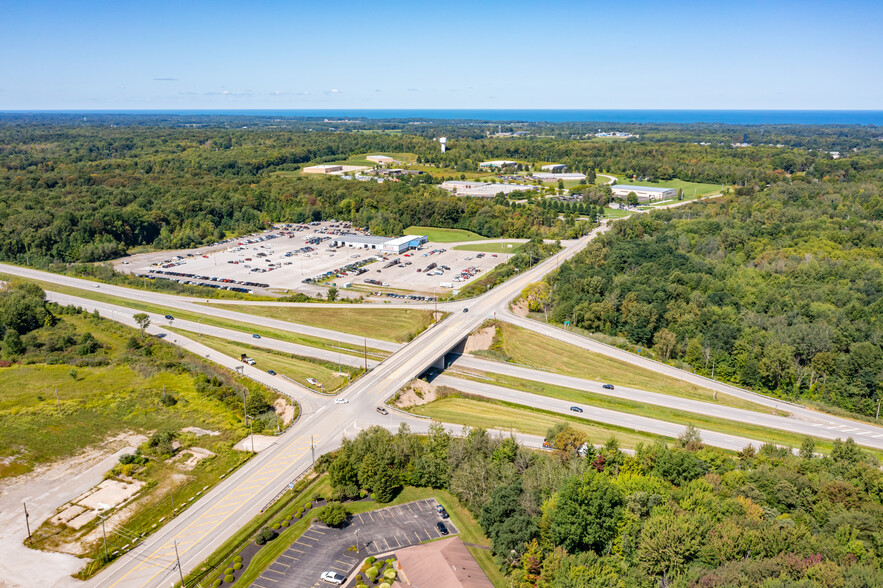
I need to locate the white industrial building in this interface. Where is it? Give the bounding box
[479,160,518,169]
[303,164,343,174]
[366,155,395,164]
[331,234,428,253]
[531,172,587,181]
[610,184,676,202]
[541,163,567,173]
[439,180,538,198]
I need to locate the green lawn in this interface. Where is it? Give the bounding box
[404,226,489,243]
[0,274,390,358]
[203,304,434,344]
[601,206,632,219]
[410,396,671,449]
[610,176,725,200]
[477,321,769,411]
[180,332,360,392]
[452,242,523,254]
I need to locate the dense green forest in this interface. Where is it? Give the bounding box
[323,423,883,587]
[549,180,883,416]
[1,119,878,267]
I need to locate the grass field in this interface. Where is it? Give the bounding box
[0,274,391,358]
[452,242,523,254]
[181,332,360,392]
[601,206,632,219]
[611,176,724,200]
[476,321,771,411]
[404,226,488,243]
[203,304,435,343]
[410,396,671,449]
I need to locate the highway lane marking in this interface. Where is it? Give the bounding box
[873,434,883,438]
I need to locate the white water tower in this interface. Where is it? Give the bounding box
[439,137,446,153]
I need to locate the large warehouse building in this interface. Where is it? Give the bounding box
[439,180,538,197]
[610,184,676,202]
[331,234,428,253]
[302,164,343,174]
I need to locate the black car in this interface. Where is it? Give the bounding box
[164,314,174,320]
[462,308,469,313]
[437,505,449,519]
[436,521,449,536]
[570,406,583,413]
[602,384,615,390]
[267,370,277,376]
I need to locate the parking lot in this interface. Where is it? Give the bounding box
[116,222,515,298]
[251,498,456,588]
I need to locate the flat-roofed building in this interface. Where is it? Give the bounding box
[302,164,343,174]
[330,235,390,249]
[479,160,518,169]
[367,155,395,164]
[531,172,587,181]
[380,235,428,254]
[610,184,676,202]
[439,180,538,198]
[541,163,567,172]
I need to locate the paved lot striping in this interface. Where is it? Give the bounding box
[251,498,456,588]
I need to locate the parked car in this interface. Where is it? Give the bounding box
[320,571,346,585]
[436,521,449,536]
[437,505,449,518]
[335,398,349,404]
[462,308,469,313]
[267,370,276,376]
[542,440,552,448]
[570,406,583,413]
[376,406,388,415]
[602,384,615,390]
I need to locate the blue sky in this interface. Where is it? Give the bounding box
[1,0,881,110]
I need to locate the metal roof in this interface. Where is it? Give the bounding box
[612,185,675,193]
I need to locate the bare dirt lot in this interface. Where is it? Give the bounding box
[114,223,517,299]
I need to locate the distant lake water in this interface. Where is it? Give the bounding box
[7,109,883,125]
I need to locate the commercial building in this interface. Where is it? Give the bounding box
[610,184,676,202]
[531,172,586,181]
[331,234,428,253]
[479,160,518,169]
[439,180,538,198]
[381,235,429,254]
[541,163,567,172]
[302,164,343,174]
[393,536,494,588]
[367,155,395,164]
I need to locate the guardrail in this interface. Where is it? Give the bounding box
[259,466,314,513]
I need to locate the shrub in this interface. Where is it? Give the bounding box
[317,502,350,528]
[211,580,221,588]
[366,556,376,565]
[224,574,234,583]
[233,555,242,563]
[233,562,242,571]
[359,489,368,498]
[271,523,280,530]
[286,514,293,520]
[366,567,379,581]
[305,502,312,509]
[384,568,397,581]
[294,512,301,519]
[281,520,289,527]
[224,568,233,576]
[379,583,391,588]
[255,526,277,545]
[297,507,304,514]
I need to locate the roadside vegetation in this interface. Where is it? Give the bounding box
[318,422,883,586]
[200,304,436,343]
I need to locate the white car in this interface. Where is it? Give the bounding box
[334,398,349,404]
[307,377,320,386]
[320,571,346,585]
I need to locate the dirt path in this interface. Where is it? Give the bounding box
[0,433,144,588]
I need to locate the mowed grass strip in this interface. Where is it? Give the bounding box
[0,274,389,357]
[410,396,671,449]
[482,321,763,411]
[202,304,435,343]
[404,226,488,243]
[452,242,524,254]
[182,332,358,392]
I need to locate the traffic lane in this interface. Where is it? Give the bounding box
[253,499,453,588]
[498,312,883,447]
[450,356,870,445]
[433,374,762,453]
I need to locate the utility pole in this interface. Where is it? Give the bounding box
[310,435,316,468]
[173,539,185,586]
[711,357,716,380]
[242,390,248,424]
[364,338,368,371]
[355,528,360,552]
[100,514,108,559]
[248,416,255,453]
[23,503,31,543]
[876,398,881,420]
